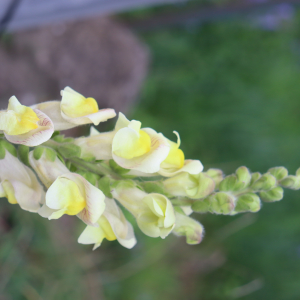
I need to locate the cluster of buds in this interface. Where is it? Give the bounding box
[0,87,299,250]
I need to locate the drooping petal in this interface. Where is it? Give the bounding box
[159,159,203,177]
[5,109,54,146]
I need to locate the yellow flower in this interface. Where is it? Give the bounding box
[112,113,170,173]
[32,87,116,131]
[158,131,203,177]
[39,173,105,226]
[0,96,54,146]
[78,198,136,249]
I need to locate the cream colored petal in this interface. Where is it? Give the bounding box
[78,225,106,250]
[61,109,116,126]
[31,101,76,131]
[48,208,67,220]
[158,159,203,177]
[112,128,170,173]
[137,211,161,238]
[114,112,131,131]
[29,151,70,188]
[74,131,114,161]
[11,180,41,212]
[89,126,100,136]
[5,109,54,146]
[38,203,57,218]
[0,151,32,185]
[104,198,136,249]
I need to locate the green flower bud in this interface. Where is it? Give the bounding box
[251,173,276,191]
[209,192,236,215]
[268,167,288,181]
[236,166,251,186]
[173,212,204,245]
[163,172,215,199]
[235,193,260,213]
[219,167,251,192]
[279,176,300,190]
[205,168,223,186]
[250,172,261,185]
[296,168,300,177]
[259,187,284,202]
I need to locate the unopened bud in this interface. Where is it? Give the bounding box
[219,167,251,192]
[259,186,284,202]
[173,211,204,245]
[279,176,300,190]
[205,168,223,186]
[235,193,260,213]
[268,167,288,181]
[236,166,251,186]
[163,172,215,199]
[251,173,276,191]
[209,192,236,215]
[250,172,261,185]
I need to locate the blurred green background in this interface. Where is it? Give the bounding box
[2,2,300,300]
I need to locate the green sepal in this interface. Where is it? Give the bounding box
[250,173,276,191]
[98,176,113,198]
[279,176,300,190]
[0,140,17,157]
[58,144,81,158]
[235,193,260,213]
[45,147,57,162]
[33,146,44,160]
[268,167,288,181]
[18,145,30,166]
[140,181,166,195]
[76,170,100,186]
[191,198,211,213]
[51,131,60,138]
[0,142,5,159]
[174,206,186,215]
[109,159,130,175]
[259,187,284,202]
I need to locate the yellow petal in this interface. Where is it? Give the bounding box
[113,128,151,160]
[98,216,117,241]
[47,177,86,215]
[61,87,99,118]
[0,96,39,135]
[1,180,18,204]
[163,142,185,169]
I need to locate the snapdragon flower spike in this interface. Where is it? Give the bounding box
[0,150,43,212]
[39,173,105,226]
[112,182,175,238]
[78,198,137,249]
[0,96,54,146]
[112,113,170,173]
[31,87,116,131]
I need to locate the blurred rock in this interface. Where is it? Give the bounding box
[0,16,149,113]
